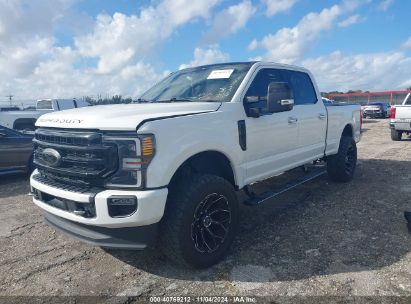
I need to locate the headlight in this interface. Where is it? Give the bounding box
[103,134,155,188]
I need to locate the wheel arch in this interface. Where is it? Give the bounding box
[341,124,354,139]
[13,118,37,130]
[168,150,237,190]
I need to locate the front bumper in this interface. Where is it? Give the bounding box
[390,120,411,132]
[30,170,168,228]
[45,212,157,249]
[363,111,384,118]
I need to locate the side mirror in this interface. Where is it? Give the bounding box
[244,96,263,118]
[267,82,294,113]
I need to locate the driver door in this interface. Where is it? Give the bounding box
[0,126,32,170]
[244,68,299,184]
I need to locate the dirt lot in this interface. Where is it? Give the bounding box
[0,119,410,301]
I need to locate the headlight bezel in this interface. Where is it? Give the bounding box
[102,133,155,189]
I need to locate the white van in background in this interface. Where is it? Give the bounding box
[0,99,90,131]
[36,99,90,112]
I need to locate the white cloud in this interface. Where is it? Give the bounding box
[401,36,411,50]
[75,0,220,74]
[0,0,220,100]
[338,14,361,27]
[252,5,342,63]
[263,0,298,17]
[203,1,256,43]
[303,50,411,91]
[0,0,77,98]
[249,0,367,63]
[0,0,74,44]
[13,46,165,99]
[248,39,258,51]
[179,46,229,69]
[378,0,394,11]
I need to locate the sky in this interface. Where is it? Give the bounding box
[0,0,410,102]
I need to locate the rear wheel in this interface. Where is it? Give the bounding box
[161,174,239,268]
[327,136,357,182]
[391,129,402,141]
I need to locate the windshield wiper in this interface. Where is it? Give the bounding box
[136,98,150,103]
[197,99,221,103]
[155,97,194,103]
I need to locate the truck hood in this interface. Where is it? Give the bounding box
[36,102,221,131]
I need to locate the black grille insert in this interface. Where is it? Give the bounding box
[32,186,96,218]
[33,128,118,188]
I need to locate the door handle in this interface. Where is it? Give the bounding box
[288,117,298,124]
[318,113,326,120]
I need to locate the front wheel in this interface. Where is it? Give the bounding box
[161,174,239,268]
[327,136,357,182]
[391,129,402,141]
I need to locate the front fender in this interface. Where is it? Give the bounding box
[139,111,245,188]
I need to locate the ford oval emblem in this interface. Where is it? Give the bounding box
[41,148,62,167]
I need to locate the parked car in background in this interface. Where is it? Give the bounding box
[0,125,34,175]
[0,99,90,131]
[390,93,411,141]
[322,97,334,105]
[362,102,391,119]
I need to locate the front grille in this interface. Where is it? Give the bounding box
[32,186,96,218]
[35,129,101,146]
[32,173,100,194]
[33,128,118,189]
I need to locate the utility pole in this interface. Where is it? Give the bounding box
[5,95,13,106]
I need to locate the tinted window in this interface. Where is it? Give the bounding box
[245,69,286,98]
[36,100,53,110]
[245,69,317,106]
[58,100,75,110]
[284,70,317,105]
[245,69,289,114]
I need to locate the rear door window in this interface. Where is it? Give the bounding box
[283,70,317,105]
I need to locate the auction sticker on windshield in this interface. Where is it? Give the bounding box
[207,69,234,79]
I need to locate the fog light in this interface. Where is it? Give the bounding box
[107,196,137,218]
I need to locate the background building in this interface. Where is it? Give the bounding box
[328,90,411,105]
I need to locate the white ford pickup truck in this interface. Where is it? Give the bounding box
[30,62,361,268]
[390,92,411,140]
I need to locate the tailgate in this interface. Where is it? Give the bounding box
[394,106,411,120]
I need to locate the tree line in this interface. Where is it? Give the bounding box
[83,95,137,105]
[322,87,411,97]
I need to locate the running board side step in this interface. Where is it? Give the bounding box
[243,168,327,206]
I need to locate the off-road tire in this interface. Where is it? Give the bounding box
[160,174,239,268]
[327,136,357,182]
[391,129,402,141]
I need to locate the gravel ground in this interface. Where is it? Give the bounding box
[0,119,410,302]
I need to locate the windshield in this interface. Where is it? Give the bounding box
[140,63,253,103]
